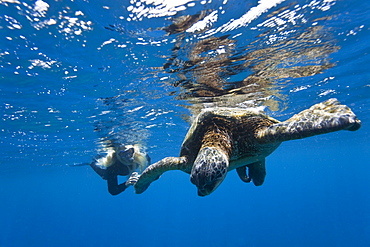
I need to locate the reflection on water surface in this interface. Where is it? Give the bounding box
[0,0,367,164]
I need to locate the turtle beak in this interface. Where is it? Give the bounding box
[198,191,206,197]
[196,178,224,197]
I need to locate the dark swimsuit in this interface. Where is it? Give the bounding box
[90,153,133,195]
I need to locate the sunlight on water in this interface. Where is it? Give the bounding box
[1,0,369,165]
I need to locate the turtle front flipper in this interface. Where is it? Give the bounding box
[247,160,266,186]
[236,166,251,183]
[256,98,361,143]
[134,156,187,194]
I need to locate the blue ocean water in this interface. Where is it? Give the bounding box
[1,0,369,246]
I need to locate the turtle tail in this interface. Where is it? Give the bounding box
[256,98,361,143]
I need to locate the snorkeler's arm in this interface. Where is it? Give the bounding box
[107,175,128,196]
[106,172,140,195]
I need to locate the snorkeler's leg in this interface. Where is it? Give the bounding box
[107,175,127,196]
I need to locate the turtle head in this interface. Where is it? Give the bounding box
[190,147,229,197]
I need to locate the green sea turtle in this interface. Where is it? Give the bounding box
[134,98,361,196]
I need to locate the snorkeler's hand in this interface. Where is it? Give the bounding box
[125,172,140,187]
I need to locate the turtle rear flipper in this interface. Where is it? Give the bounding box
[236,166,251,183]
[256,98,361,143]
[248,160,266,186]
[236,160,266,186]
[134,156,188,194]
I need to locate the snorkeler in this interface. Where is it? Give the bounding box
[89,144,150,195]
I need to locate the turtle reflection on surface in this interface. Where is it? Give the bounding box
[162,13,338,116]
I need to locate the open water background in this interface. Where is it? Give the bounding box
[1,0,369,246]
